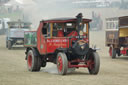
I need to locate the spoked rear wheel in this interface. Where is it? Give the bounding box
[87,52,100,75]
[109,47,112,57]
[27,50,41,72]
[6,41,8,48]
[109,47,116,59]
[8,40,12,50]
[57,52,68,75]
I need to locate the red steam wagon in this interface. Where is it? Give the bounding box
[24,13,100,75]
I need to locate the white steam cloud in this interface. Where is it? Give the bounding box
[20,0,75,29]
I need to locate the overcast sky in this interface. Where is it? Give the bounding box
[11,0,127,29]
[14,0,122,5]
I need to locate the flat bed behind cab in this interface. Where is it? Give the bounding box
[24,31,37,47]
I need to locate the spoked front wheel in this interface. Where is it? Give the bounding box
[57,52,68,75]
[87,52,100,75]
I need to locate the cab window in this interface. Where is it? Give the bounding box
[42,23,48,37]
[83,24,87,32]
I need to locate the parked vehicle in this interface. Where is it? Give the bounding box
[0,18,10,35]
[106,16,128,58]
[6,20,31,49]
[24,13,100,75]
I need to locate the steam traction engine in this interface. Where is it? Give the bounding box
[24,13,100,75]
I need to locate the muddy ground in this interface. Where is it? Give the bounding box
[0,31,128,85]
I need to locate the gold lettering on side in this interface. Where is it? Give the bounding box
[53,43,66,47]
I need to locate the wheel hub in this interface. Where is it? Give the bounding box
[87,57,94,70]
[57,56,63,72]
[28,54,32,68]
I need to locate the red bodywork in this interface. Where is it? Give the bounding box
[121,48,128,56]
[46,38,69,53]
[109,47,128,56]
[37,32,70,54]
[36,18,91,55]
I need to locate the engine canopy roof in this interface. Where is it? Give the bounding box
[41,17,91,23]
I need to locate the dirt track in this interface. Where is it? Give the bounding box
[0,31,128,85]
